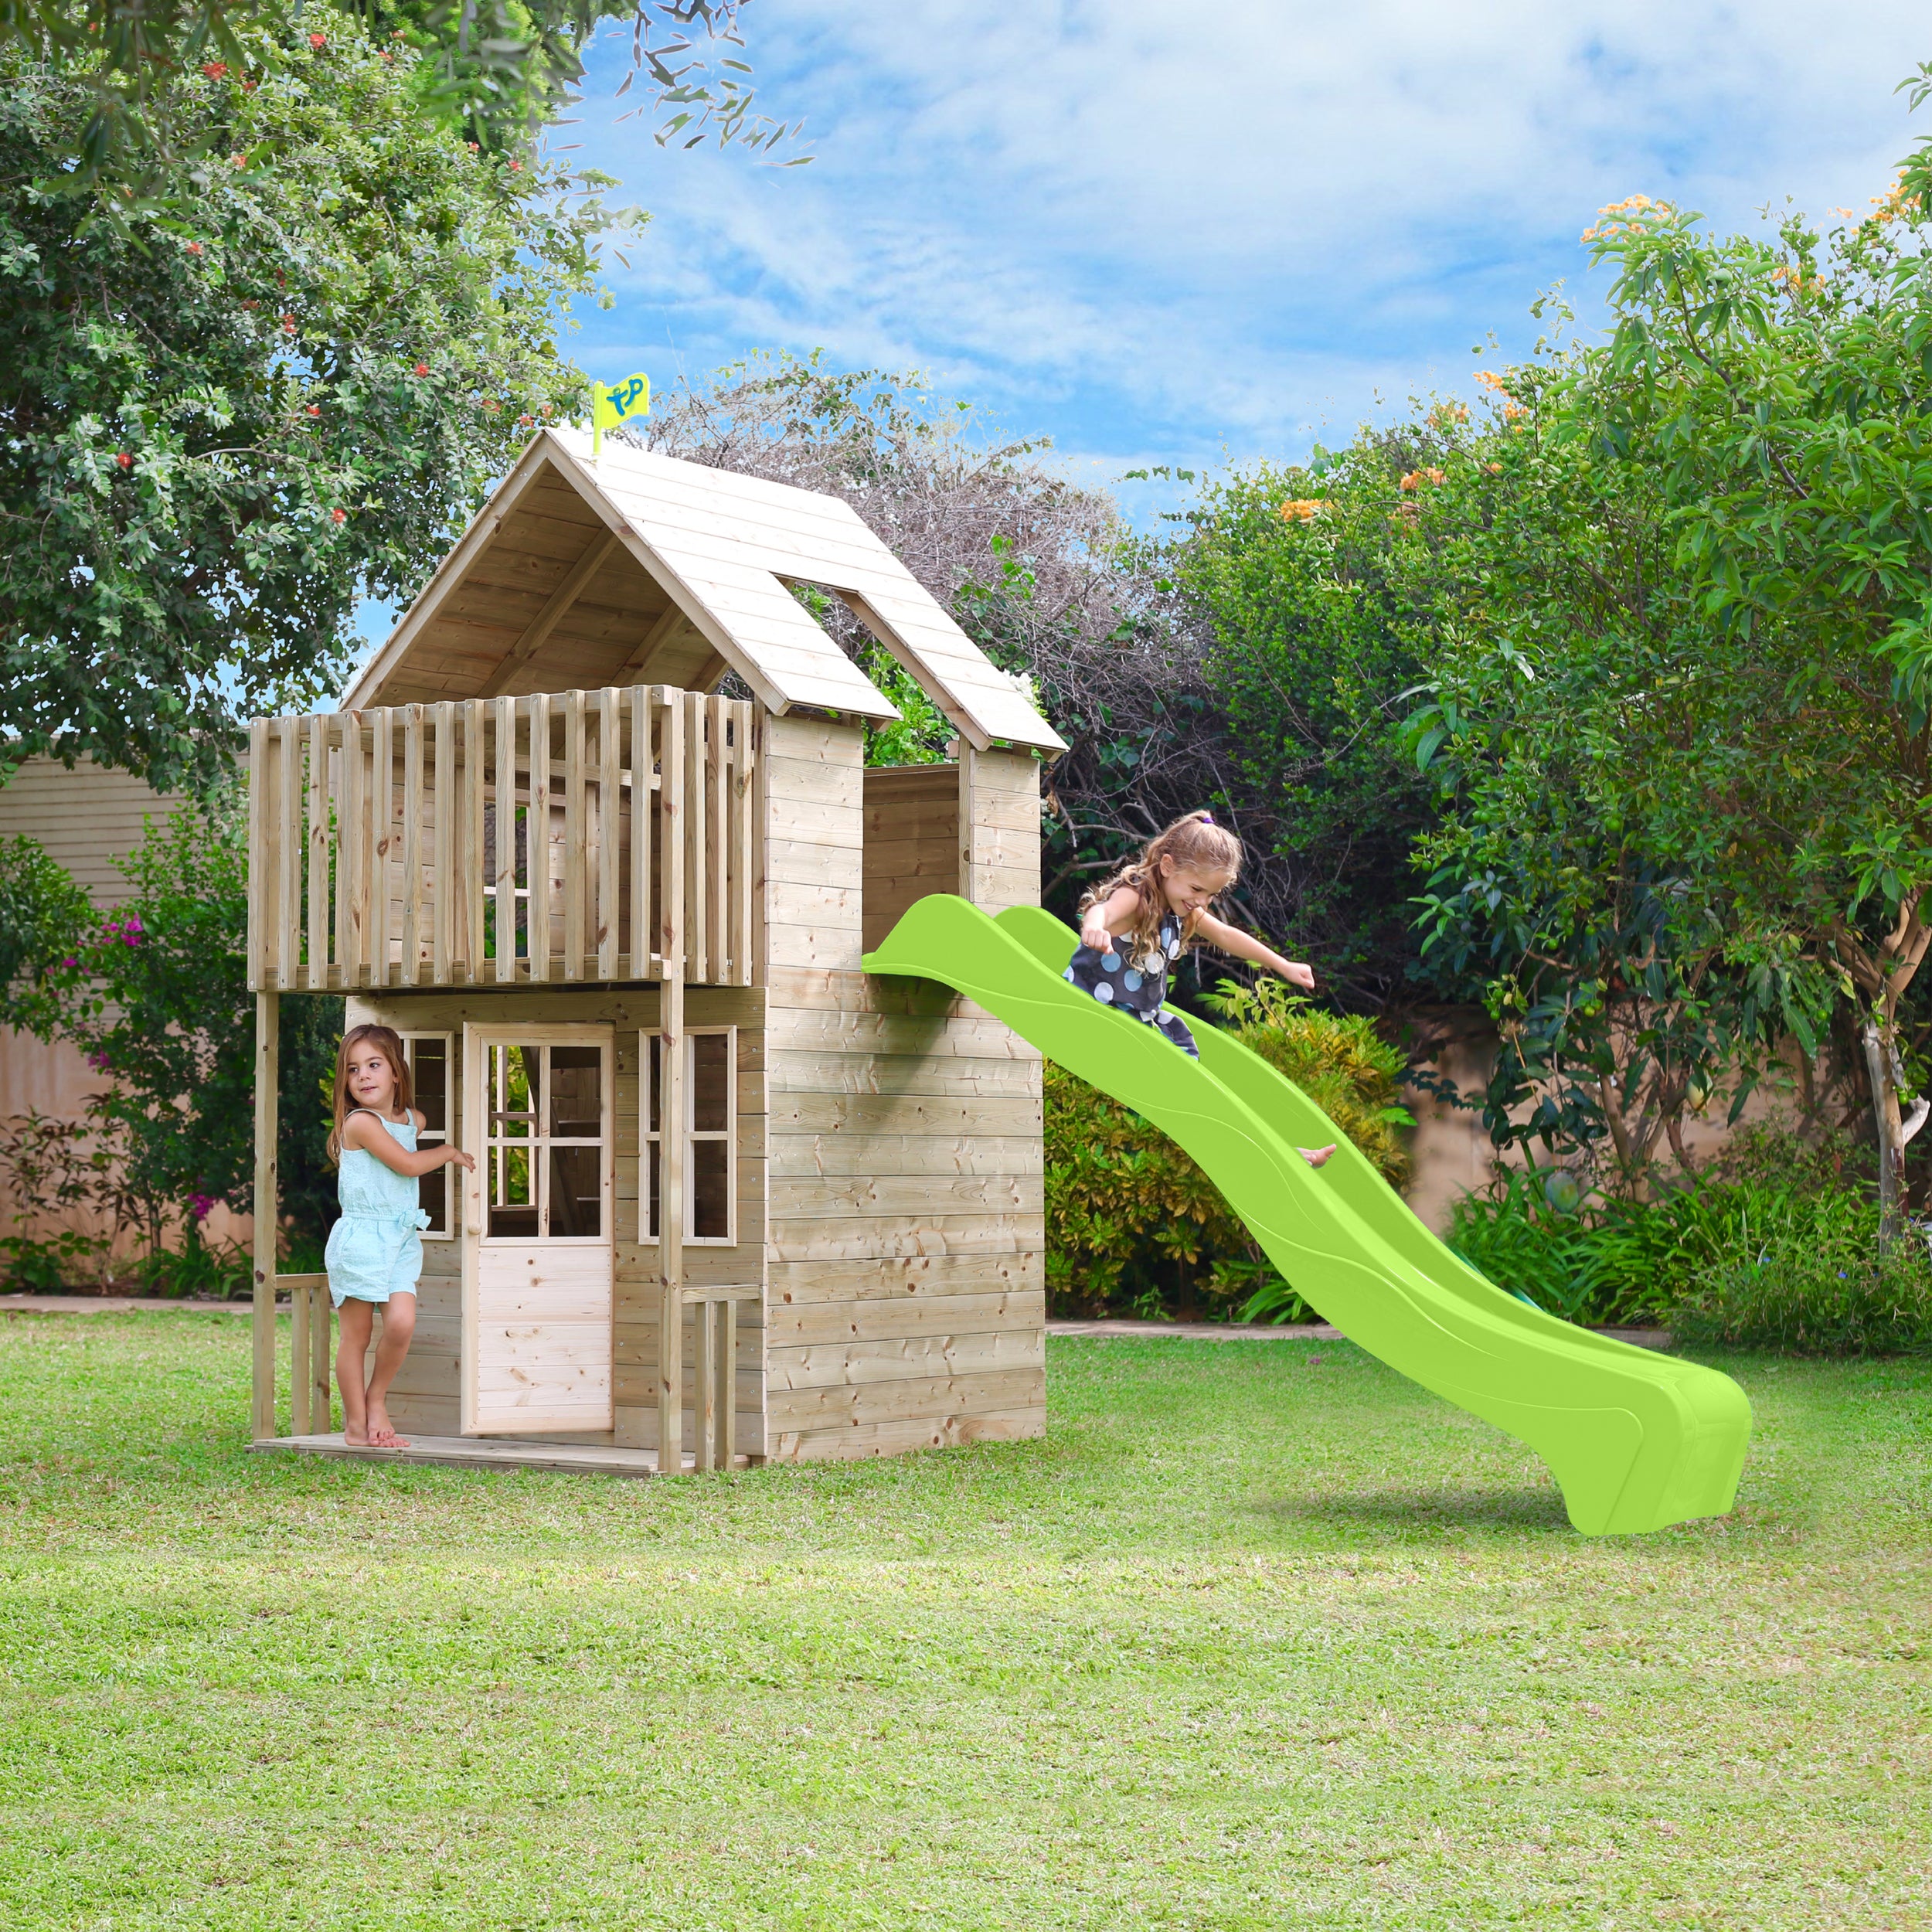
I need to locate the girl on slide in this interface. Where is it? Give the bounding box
[1068,811,1335,1168]
[325,1025,475,1447]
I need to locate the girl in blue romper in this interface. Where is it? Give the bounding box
[1067,811,1336,1166]
[325,1025,474,1448]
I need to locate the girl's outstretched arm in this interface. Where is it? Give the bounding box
[341,1111,477,1178]
[1192,913,1316,992]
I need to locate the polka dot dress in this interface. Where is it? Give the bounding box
[1063,909,1199,1057]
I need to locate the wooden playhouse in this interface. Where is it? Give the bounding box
[245,428,1065,1474]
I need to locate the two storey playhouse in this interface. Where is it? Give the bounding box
[245,428,1064,1475]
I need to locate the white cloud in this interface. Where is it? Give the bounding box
[566,2,1932,468]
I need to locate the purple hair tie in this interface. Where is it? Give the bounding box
[1199,811,1214,825]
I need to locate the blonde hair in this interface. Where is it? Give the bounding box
[327,1024,413,1164]
[1080,811,1243,960]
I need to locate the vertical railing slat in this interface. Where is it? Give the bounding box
[372,706,394,986]
[432,702,453,985]
[685,692,706,984]
[528,692,552,982]
[495,694,518,983]
[401,706,424,985]
[276,719,301,991]
[304,715,327,992]
[628,689,650,979]
[597,686,620,981]
[247,717,267,989]
[710,693,729,985]
[463,699,487,981]
[658,689,685,1469]
[563,688,586,980]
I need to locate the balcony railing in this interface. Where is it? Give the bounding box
[246,685,757,992]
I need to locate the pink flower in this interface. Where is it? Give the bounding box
[308,30,326,49]
[189,1193,216,1223]
[87,1052,111,1070]
[63,955,77,968]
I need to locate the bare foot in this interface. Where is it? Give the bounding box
[1299,1144,1337,1168]
[345,1423,372,1446]
[366,1401,410,1450]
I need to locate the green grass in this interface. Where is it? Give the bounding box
[2,1315,1929,1930]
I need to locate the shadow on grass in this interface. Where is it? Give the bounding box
[1255,1485,1573,1535]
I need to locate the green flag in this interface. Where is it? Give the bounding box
[591,371,651,455]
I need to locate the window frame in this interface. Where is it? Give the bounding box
[396,1031,455,1241]
[640,1025,737,1247]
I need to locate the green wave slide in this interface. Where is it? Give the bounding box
[863,896,1752,1535]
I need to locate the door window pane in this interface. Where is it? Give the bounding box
[549,1145,602,1238]
[549,1046,602,1138]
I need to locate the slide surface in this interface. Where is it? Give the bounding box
[863,896,1751,1535]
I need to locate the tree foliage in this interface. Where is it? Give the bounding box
[1,29,619,791]
[1,0,798,179]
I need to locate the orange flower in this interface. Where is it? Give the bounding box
[331,508,347,524]
[201,61,227,78]
[308,30,326,49]
[1277,498,1325,524]
[1487,461,1503,474]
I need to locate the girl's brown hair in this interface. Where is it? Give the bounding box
[1079,811,1243,960]
[327,1025,414,1163]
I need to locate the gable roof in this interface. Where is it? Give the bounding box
[343,429,1065,754]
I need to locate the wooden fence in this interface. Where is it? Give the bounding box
[246,686,757,992]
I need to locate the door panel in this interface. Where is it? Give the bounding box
[461,1026,615,1437]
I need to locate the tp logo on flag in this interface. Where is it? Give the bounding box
[592,372,651,454]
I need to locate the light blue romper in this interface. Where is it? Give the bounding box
[325,1111,432,1308]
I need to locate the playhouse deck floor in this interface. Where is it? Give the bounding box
[252,1433,749,1477]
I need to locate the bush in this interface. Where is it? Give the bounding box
[1045,980,1412,1322]
[1443,1126,1932,1350]
[1673,1227,1932,1355]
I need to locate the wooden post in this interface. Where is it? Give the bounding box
[310,1284,332,1430]
[693,1292,716,1471]
[432,702,454,984]
[251,991,280,1441]
[718,1298,736,1467]
[658,689,685,1471]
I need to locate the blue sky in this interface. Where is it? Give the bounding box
[563,2,1932,478]
[358,3,1932,644]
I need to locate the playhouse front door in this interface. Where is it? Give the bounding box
[459,1025,616,1436]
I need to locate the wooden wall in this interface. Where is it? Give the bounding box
[343,983,767,1457]
[862,763,958,954]
[764,715,1046,1463]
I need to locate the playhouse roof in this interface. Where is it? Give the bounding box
[342,429,1065,754]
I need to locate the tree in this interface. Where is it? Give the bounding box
[1175,439,1453,1010]
[1558,156,1932,1238]
[1,29,621,791]
[1,0,798,179]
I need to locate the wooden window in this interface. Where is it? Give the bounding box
[641,1026,736,1245]
[398,1032,454,1240]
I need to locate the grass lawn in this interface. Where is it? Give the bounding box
[2,1315,1928,1930]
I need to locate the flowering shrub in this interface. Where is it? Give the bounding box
[2,794,342,1287]
[1046,980,1412,1322]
